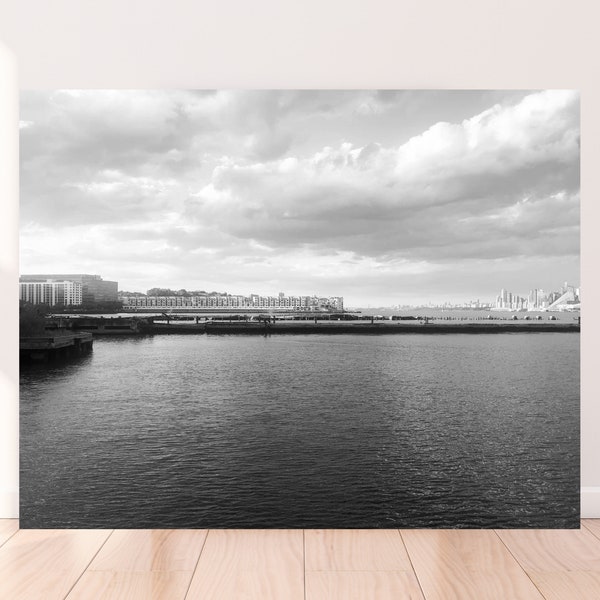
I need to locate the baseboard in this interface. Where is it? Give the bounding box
[581,487,600,518]
[0,487,18,519]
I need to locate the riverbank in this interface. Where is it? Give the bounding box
[203,320,580,334]
[43,314,581,336]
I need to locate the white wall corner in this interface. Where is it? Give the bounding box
[0,488,18,519]
[0,39,19,522]
[581,487,600,519]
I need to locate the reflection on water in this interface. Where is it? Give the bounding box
[20,333,580,528]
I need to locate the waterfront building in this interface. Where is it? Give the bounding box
[19,280,83,306]
[548,284,580,310]
[20,274,118,303]
[496,283,579,311]
[528,289,538,308]
[119,291,344,312]
[495,288,526,310]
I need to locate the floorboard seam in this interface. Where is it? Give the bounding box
[581,520,600,542]
[397,529,428,600]
[62,529,115,600]
[493,529,548,599]
[302,530,307,600]
[0,522,20,550]
[183,529,210,600]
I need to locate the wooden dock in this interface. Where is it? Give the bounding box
[20,332,93,363]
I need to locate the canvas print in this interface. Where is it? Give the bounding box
[19,90,580,528]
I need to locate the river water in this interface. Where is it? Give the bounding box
[20,332,580,528]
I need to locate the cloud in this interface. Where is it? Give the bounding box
[19,89,579,303]
[185,90,579,264]
[20,90,379,227]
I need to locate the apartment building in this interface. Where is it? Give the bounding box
[120,292,344,311]
[20,274,118,303]
[19,280,83,306]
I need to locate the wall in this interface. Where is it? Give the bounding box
[1,0,598,518]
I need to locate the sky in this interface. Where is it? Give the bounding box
[19,90,580,307]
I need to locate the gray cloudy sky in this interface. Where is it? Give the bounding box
[20,90,580,306]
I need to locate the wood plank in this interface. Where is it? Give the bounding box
[399,530,478,599]
[0,519,19,547]
[582,519,600,541]
[66,571,192,600]
[186,529,304,600]
[306,570,425,600]
[305,529,413,572]
[88,529,207,572]
[0,528,111,600]
[401,529,544,600]
[527,571,600,600]
[2,524,599,600]
[496,527,600,572]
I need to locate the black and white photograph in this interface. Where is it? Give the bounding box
[19,89,580,529]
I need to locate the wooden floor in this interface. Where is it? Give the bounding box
[1,521,600,599]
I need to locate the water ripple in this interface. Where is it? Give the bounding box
[20,333,579,528]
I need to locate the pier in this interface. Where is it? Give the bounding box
[41,314,581,337]
[57,316,143,335]
[20,332,93,363]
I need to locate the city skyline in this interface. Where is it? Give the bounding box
[19,270,579,311]
[20,90,580,306]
